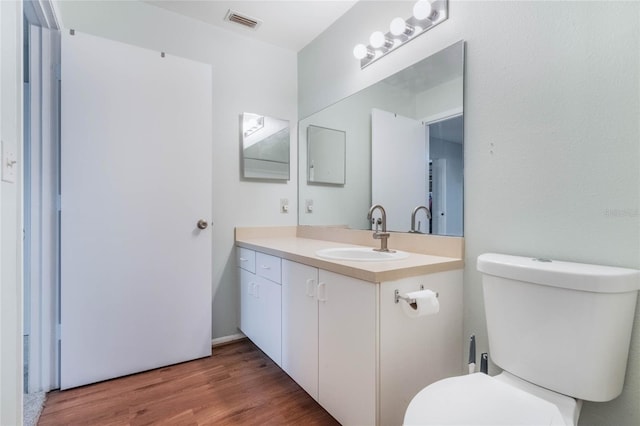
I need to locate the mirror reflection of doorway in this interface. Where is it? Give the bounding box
[427,115,463,236]
[371,108,427,232]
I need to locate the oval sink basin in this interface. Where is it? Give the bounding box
[316,247,410,262]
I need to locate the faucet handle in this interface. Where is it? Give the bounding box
[373,231,390,240]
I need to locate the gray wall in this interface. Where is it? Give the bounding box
[299,1,639,425]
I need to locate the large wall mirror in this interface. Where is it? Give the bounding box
[242,112,290,180]
[298,41,464,236]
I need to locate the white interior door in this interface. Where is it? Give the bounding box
[60,31,213,389]
[372,108,427,232]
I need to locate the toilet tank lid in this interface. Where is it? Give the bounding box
[477,253,640,293]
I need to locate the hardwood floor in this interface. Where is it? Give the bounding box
[39,339,340,425]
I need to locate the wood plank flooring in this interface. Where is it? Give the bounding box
[38,339,340,425]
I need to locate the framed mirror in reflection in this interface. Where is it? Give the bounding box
[307,125,346,185]
[298,41,464,236]
[241,112,290,180]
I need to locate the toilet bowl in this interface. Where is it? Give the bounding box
[404,253,639,426]
[404,372,581,426]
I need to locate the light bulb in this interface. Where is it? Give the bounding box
[353,44,368,60]
[369,31,386,49]
[390,17,406,36]
[390,17,414,37]
[413,0,432,20]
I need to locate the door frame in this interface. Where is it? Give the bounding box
[23,0,61,393]
[431,158,447,234]
[422,111,463,236]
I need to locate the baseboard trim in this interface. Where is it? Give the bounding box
[211,333,246,348]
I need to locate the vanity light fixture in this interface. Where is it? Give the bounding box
[243,114,264,137]
[353,0,448,69]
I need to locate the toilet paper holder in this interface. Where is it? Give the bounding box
[394,285,439,304]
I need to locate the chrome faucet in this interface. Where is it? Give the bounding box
[410,205,432,233]
[367,204,393,252]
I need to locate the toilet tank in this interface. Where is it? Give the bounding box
[477,253,640,402]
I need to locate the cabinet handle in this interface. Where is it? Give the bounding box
[239,257,248,262]
[317,282,327,302]
[260,265,271,270]
[249,282,260,298]
[305,279,316,298]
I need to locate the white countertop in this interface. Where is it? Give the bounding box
[235,234,464,283]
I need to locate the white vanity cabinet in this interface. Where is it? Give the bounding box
[281,261,377,426]
[238,244,463,426]
[237,248,282,366]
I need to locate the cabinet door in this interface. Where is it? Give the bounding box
[239,268,258,343]
[318,270,377,426]
[252,275,282,366]
[239,269,282,366]
[282,260,319,400]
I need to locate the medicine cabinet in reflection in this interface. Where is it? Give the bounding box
[307,125,346,185]
[241,112,290,180]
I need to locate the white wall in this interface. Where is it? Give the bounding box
[415,76,463,120]
[299,1,640,425]
[0,0,23,424]
[56,0,298,340]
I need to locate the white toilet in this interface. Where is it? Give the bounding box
[404,253,640,426]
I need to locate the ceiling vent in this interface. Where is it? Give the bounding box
[224,9,262,30]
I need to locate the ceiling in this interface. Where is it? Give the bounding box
[144,0,358,52]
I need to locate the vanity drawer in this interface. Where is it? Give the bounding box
[237,247,256,273]
[256,252,282,284]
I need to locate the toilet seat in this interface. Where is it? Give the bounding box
[404,373,579,426]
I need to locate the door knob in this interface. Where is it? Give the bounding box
[197,219,208,230]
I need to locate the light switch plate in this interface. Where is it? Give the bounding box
[305,199,314,213]
[280,198,289,214]
[1,140,17,184]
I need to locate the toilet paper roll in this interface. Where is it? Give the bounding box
[401,289,440,318]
